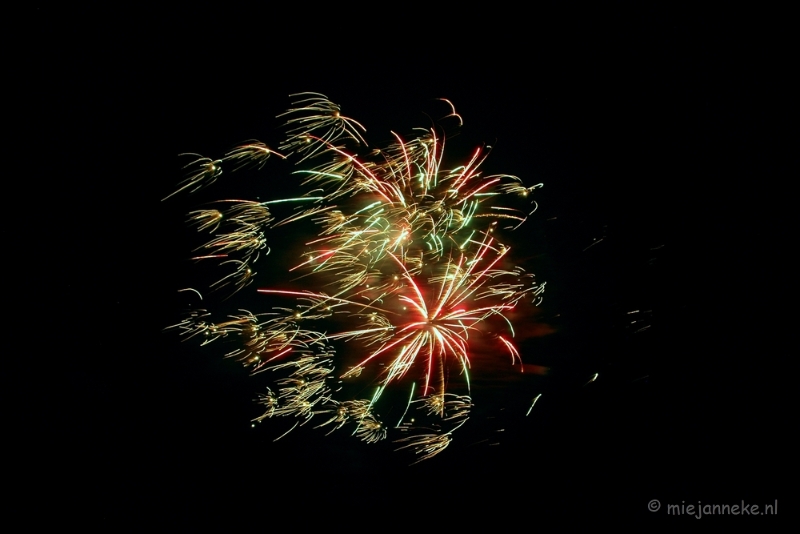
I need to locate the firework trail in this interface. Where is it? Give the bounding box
[165,93,544,460]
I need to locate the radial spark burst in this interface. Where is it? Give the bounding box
[165,93,544,461]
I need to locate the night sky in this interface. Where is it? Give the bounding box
[19,6,789,524]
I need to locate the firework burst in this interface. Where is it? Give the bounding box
[165,93,544,461]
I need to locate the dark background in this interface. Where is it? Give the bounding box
[19,6,789,524]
